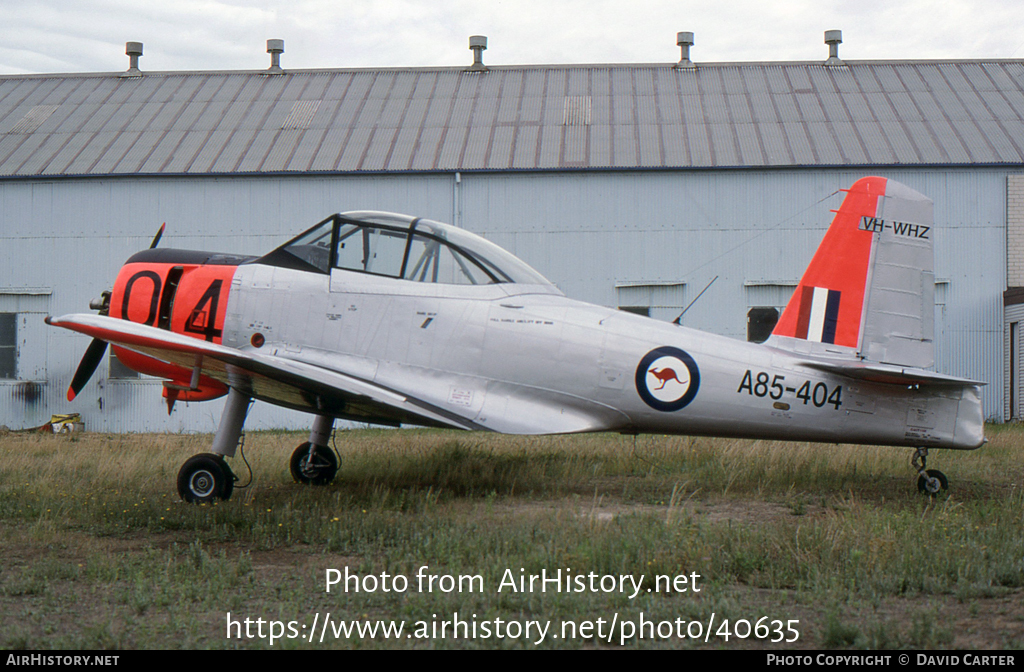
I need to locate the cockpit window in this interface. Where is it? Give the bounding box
[267,211,553,287]
[334,224,408,278]
[411,219,549,285]
[279,218,333,273]
[404,233,497,285]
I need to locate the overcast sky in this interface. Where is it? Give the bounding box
[1,0,1023,75]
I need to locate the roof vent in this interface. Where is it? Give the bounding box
[123,41,143,77]
[267,39,284,73]
[675,32,695,69]
[468,35,488,72]
[824,30,843,65]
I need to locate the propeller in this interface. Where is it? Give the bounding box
[67,289,111,401]
[67,337,108,401]
[67,223,166,401]
[150,222,166,249]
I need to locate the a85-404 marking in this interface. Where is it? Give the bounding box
[737,370,842,410]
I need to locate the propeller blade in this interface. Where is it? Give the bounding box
[67,338,108,401]
[149,222,166,249]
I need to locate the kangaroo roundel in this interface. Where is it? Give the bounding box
[636,347,700,412]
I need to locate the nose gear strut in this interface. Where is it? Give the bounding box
[176,388,249,503]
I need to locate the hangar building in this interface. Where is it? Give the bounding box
[1,33,1022,432]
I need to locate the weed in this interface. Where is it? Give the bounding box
[822,612,861,647]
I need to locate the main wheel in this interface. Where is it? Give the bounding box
[177,453,234,503]
[917,469,948,495]
[290,442,338,485]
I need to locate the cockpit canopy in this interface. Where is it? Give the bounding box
[262,211,552,286]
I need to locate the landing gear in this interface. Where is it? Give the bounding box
[290,415,338,485]
[290,442,339,485]
[177,453,235,503]
[174,399,339,501]
[177,388,249,503]
[917,469,949,495]
[912,447,948,496]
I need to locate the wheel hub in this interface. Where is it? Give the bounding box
[189,470,216,497]
[300,454,327,477]
[289,442,338,485]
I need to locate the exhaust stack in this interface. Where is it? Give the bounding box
[676,32,695,69]
[267,39,284,73]
[468,36,488,72]
[124,41,143,77]
[825,30,843,65]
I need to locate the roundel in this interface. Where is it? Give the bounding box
[635,346,700,412]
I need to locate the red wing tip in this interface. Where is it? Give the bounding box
[67,388,76,402]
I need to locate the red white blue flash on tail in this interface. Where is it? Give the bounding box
[793,286,842,344]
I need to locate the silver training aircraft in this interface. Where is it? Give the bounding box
[47,176,985,502]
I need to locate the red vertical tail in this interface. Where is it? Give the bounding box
[773,176,885,349]
[771,176,935,368]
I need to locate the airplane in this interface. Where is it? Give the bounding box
[46,176,985,503]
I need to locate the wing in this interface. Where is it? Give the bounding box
[46,314,487,431]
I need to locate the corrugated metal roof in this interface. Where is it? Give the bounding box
[2,60,1024,177]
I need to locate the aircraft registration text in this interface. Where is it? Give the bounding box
[737,370,842,410]
[859,217,930,240]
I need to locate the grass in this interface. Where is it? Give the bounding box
[0,425,1022,649]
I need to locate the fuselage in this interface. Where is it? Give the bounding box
[108,249,985,451]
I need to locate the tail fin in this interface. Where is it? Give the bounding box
[770,176,934,368]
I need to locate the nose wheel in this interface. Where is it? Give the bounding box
[912,447,948,496]
[290,442,339,485]
[177,453,235,503]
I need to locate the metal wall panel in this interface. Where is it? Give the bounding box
[1005,303,1024,420]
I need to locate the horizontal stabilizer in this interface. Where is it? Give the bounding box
[798,359,985,387]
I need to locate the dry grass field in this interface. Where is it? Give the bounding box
[1,424,1023,649]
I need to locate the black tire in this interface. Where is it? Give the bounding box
[177,453,234,503]
[290,442,338,485]
[917,469,948,495]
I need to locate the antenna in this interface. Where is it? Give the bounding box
[672,275,717,325]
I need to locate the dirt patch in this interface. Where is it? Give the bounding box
[485,497,821,525]
[246,547,363,585]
